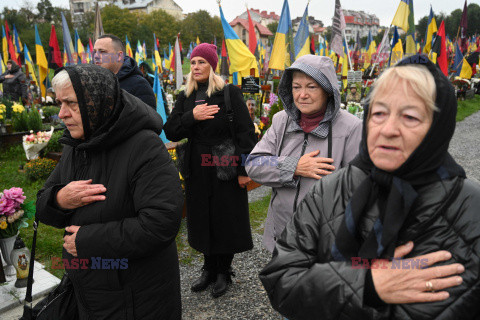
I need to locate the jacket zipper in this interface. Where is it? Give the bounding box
[293,133,309,213]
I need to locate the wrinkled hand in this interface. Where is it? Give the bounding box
[193,103,219,121]
[371,242,465,304]
[238,176,252,188]
[294,150,335,179]
[56,179,106,210]
[64,226,80,257]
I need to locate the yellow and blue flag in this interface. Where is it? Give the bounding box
[219,4,258,77]
[268,0,291,70]
[74,29,85,64]
[392,0,415,54]
[13,24,22,61]
[390,26,404,66]
[153,33,163,73]
[153,68,169,143]
[61,12,75,64]
[35,24,48,97]
[424,6,437,54]
[2,26,7,64]
[166,43,173,71]
[24,44,38,85]
[294,4,310,60]
[125,36,133,58]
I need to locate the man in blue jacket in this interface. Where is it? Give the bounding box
[93,34,156,109]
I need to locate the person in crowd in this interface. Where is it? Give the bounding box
[0,60,27,102]
[93,34,156,108]
[259,55,480,319]
[246,55,362,253]
[346,84,362,103]
[164,43,257,298]
[246,97,260,125]
[36,64,183,320]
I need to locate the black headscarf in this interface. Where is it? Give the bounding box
[332,54,466,261]
[55,64,123,142]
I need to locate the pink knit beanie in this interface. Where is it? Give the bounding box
[190,43,218,71]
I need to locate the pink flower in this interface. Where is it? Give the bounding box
[0,198,16,215]
[3,187,26,205]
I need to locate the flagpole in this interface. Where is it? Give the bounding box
[342,30,353,71]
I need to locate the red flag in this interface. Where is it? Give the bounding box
[5,22,19,65]
[88,38,94,53]
[432,21,448,76]
[48,25,63,69]
[310,36,316,54]
[220,38,229,77]
[247,8,257,55]
[156,37,160,50]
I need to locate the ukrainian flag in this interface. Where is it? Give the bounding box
[364,31,376,69]
[454,42,464,77]
[61,12,75,64]
[125,36,133,58]
[424,6,437,54]
[268,0,292,70]
[74,29,85,64]
[153,33,163,73]
[390,26,403,66]
[342,38,348,89]
[392,0,416,55]
[13,24,22,60]
[294,4,310,60]
[219,4,258,77]
[23,44,38,86]
[2,26,7,64]
[35,24,48,98]
[166,43,173,71]
[196,36,200,46]
[153,68,169,143]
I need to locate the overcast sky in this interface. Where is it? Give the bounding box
[2,0,478,26]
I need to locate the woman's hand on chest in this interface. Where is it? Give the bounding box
[193,103,220,121]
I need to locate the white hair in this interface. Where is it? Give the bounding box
[52,70,73,91]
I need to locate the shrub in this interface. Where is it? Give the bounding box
[24,158,58,181]
[43,130,64,154]
[27,109,43,132]
[12,111,29,132]
[42,106,60,120]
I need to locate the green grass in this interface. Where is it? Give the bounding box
[457,95,480,122]
[1,144,272,275]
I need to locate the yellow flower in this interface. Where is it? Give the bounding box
[12,103,25,113]
[0,221,7,230]
[0,114,3,120]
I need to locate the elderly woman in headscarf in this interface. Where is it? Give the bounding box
[259,55,480,319]
[36,64,184,320]
[246,55,362,253]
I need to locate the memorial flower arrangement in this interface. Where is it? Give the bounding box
[346,102,364,119]
[22,127,54,160]
[0,187,35,239]
[0,103,6,124]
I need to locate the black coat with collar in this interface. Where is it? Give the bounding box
[117,56,156,109]
[164,84,257,255]
[36,91,183,320]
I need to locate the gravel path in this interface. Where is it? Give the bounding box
[448,110,480,182]
[3,110,480,320]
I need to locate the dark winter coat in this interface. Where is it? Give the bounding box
[164,84,257,255]
[0,62,27,102]
[37,70,183,319]
[259,165,480,319]
[117,56,156,109]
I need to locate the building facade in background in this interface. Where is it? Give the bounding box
[343,10,380,42]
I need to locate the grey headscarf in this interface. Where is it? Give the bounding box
[278,55,341,138]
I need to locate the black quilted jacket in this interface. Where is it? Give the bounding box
[260,165,480,320]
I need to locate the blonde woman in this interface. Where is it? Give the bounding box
[164,43,257,298]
